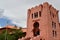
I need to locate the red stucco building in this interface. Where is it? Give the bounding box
[24,2,60,40]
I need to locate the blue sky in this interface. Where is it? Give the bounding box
[0,17,14,27]
[0,0,60,28]
[0,17,10,27]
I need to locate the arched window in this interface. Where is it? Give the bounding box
[33,22,40,36]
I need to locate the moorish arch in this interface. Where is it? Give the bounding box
[33,22,40,36]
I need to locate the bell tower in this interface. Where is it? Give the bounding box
[26,2,60,40]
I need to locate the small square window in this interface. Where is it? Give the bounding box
[34,12,38,18]
[52,22,56,29]
[55,31,57,37]
[39,11,41,17]
[53,30,54,37]
[32,14,33,18]
[52,30,57,37]
[52,13,54,18]
[50,11,54,18]
[40,39,42,40]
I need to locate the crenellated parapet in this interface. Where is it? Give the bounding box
[27,2,58,14]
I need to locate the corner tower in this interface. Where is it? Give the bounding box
[26,2,60,40]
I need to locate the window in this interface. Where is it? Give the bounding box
[50,11,54,18]
[39,11,41,17]
[34,12,38,18]
[33,22,40,36]
[55,31,57,37]
[32,14,33,18]
[40,39,42,40]
[33,22,39,28]
[52,13,54,18]
[52,22,56,29]
[53,30,54,37]
[52,30,57,37]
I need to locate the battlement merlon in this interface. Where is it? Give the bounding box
[27,2,59,14]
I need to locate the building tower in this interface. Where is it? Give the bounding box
[26,2,60,40]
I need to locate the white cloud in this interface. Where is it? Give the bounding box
[2,10,27,27]
[0,0,60,28]
[0,9,4,17]
[0,26,2,28]
[3,10,16,18]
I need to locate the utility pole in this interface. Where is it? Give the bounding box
[5,20,9,40]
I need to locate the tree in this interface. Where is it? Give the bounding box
[6,28,24,40]
[0,29,7,40]
[0,28,24,40]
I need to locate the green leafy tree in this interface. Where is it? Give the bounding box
[0,27,25,40]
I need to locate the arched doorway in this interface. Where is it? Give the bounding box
[33,22,40,36]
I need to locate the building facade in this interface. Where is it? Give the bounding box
[26,2,60,40]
